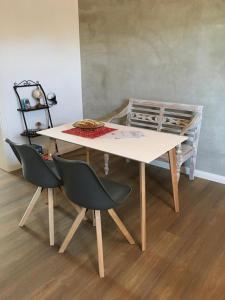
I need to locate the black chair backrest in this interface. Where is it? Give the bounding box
[5,138,21,163]
[53,155,116,210]
[5,139,60,188]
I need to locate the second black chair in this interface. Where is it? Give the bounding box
[5,139,61,246]
[53,155,135,278]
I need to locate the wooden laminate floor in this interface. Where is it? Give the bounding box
[0,149,225,300]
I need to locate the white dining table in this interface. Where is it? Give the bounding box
[39,122,187,251]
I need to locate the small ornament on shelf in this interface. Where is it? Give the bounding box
[25,99,31,109]
[47,92,57,105]
[32,87,45,109]
[21,98,31,110]
[35,121,42,131]
[21,98,27,110]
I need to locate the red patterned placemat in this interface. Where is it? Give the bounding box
[62,126,117,139]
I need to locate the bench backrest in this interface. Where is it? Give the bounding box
[127,99,203,147]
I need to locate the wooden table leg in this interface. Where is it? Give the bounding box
[48,188,54,246]
[140,162,146,251]
[85,147,96,225]
[86,147,90,165]
[48,138,57,159]
[168,148,180,213]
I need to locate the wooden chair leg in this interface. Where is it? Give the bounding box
[92,211,96,227]
[48,188,55,246]
[168,148,180,213]
[19,187,42,227]
[59,207,86,253]
[108,209,135,245]
[95,210,104,278]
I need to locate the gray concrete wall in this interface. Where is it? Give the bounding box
[79,0,225,176]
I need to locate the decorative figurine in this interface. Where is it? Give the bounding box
[35,121,42,131]
[21,98,27,110]
[47,92,57,105]
[32,87,44,109]
[24,99,31,110]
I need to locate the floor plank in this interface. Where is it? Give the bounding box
[0,148,225,300]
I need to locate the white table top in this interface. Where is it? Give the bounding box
[38,123,187,164]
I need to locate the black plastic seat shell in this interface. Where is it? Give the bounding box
[5,139,61,188]
[53,156,131,210]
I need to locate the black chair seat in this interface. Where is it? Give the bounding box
[53,156,132,210]
[100,178,131,204]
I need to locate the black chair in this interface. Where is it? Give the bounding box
[5,139,61,246]
[53,155,135,278]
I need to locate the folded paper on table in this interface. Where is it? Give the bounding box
[104,130,145,139]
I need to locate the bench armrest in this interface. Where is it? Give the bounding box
[180,112,201,135]
[107,105,130,123]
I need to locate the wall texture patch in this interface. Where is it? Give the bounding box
[79,0,225,176]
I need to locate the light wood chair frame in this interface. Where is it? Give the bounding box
[59,207,135,278]
[19,187,55,246]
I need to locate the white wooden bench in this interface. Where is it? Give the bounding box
[104,99,203,180]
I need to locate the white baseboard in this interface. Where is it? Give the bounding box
[193,170,225,184]
[150,161,225,185]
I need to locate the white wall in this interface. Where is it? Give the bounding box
[0,0,83,171]
[0,119,8,171]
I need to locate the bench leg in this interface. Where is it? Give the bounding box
[189,154,196,180]
[177,161,182,182]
